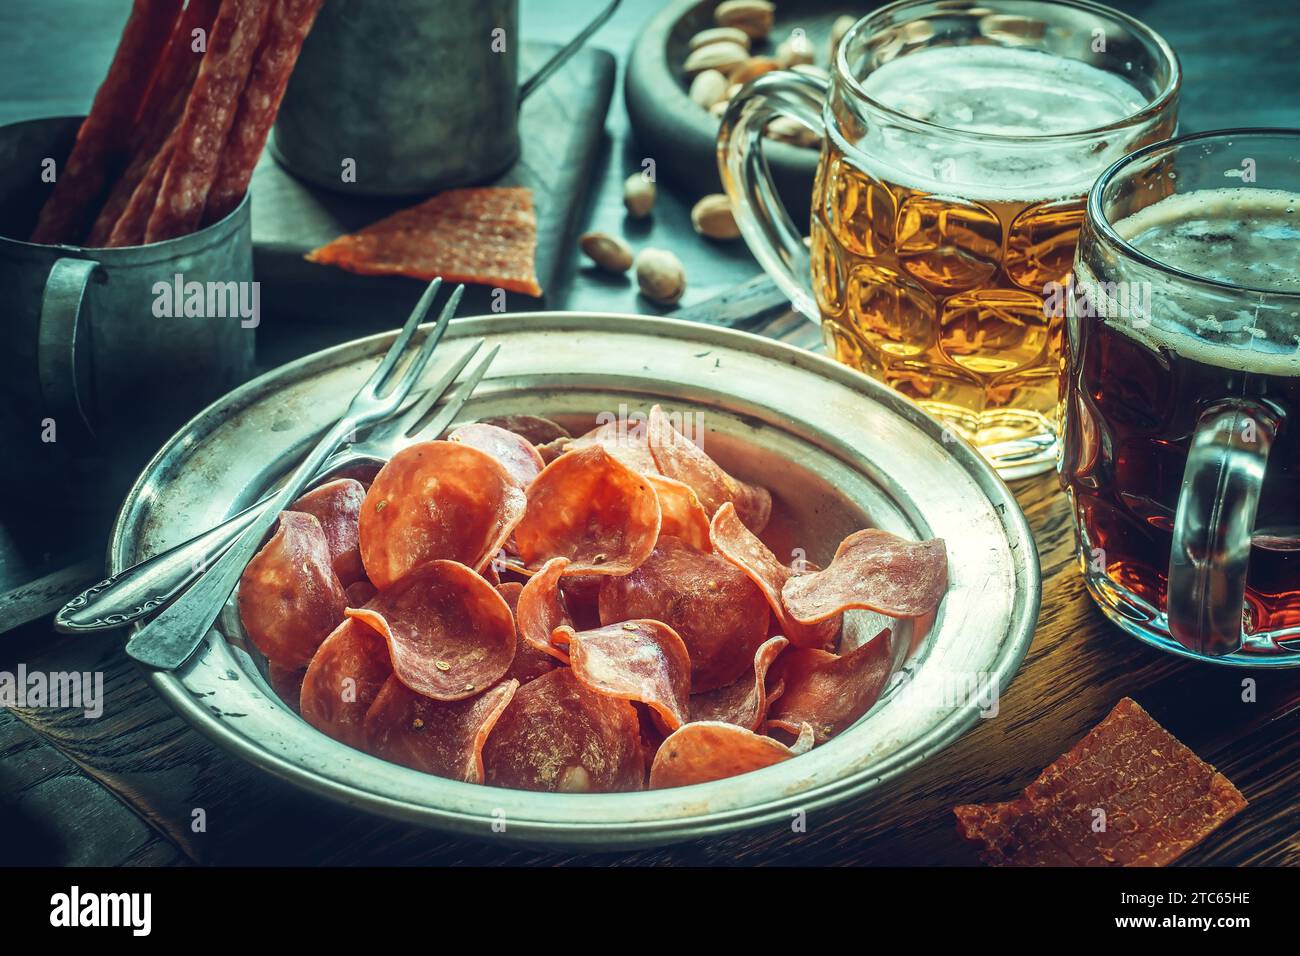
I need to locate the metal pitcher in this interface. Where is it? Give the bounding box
[272,0,619,195]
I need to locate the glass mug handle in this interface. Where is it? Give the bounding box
[718,70,829,320]
[1167,401,1278,657]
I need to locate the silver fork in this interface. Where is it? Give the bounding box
[120,279,465,670]
[56,329,494,637]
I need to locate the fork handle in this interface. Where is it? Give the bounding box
[56,447,376,634]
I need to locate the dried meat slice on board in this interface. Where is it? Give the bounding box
[709,502,839,648]
[203,0,325,224]
[306,186,542,297]
[299,616,393,748]
[598,535,770,692]
[495,581,559,684]
[146,0,274,242]
[551,620,693,732]
[448,422,545,489]
[482,668,645,793]
[954,698,1248,867]
[358,440,526,590]
[290,478,366,586]
[237,511,346,668]
[781,528,948,624]
[690,636,788,731]
[29,0,183,244]
[513,445,661,576]
[513,557,574,664]
[346,561,516,702]
[766,630,893,746]
[645,404,772,534]
[648,720,812,789]
[363,676,518,784]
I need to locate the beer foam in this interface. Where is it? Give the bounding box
[1089,188,1300,374]
[852,46,1147,201]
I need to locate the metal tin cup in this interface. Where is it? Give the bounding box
[272,0,618,195]
[0,116,255,462]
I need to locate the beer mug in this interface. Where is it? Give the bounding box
[1062,129,1300,664]
[719,0,1179,477]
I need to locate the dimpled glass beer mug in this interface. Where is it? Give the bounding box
[1062,130,1300,664]
[719,0,1179,477]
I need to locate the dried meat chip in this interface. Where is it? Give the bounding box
[766,631,893,745]
[954,698,1248,867]
[598,535,770,692]
[552,620,692,732]
[690,635,788,731]
[513,557,574,664]
[477,415,570,447]
[513,445,661,576]
[237,511,346,668]
[645,404,772,534]
[781,528,948,624]
[300,616,393,748]
[267,662,306,713]
[647,473,711,552]
[482,668,644,793]
[306,186,541,297]
[363,675,518,784]
[344,578,377,607]
[346,560,515,702]
[359,440,526,590]
[291,477,367,586]
[710,502,839,648]
[448,422,545,489]
[565,419,660,475]
[649,721,806,789]
[496,581,559,684]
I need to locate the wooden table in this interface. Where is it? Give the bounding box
[2,0,1298,867]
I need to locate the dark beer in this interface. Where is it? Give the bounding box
[1061,186,1300,652]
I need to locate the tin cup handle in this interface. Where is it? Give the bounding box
[38,257,98,435]
[1167,401,1278,656]
[718,70,828,320]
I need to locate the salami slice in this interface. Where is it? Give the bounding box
[513,557,573,664]
[291,478,366,586]
[359,440,526,590]
[551,620,692,732]
[690,635,787,730]
[346,561,515,702]
[649,721,804,789]
[448,422,544,489]
[344,579,377,607]
[781,528,948,624]
[29,0,183,244]
[204,0,324,224]
[478,415,570,446]
[237,511,345,668]
[482,668,645,793]
[513,445,661,576]
[954,698,1248,866]
[299,617,392,748]
[267,662,306,713]
[496,581,559,684]
[565,420,660,475]
[645,405,771,533]
[363,676,518,784]
[306,187,542,297]
[766,630,893,745]
[648,474,711,551]
[146,0,274,242]
[599,536,770,692]
[709,502,839,648]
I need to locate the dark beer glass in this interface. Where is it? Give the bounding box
[1061,130,1300,664]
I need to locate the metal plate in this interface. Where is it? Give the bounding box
[108,312,1039,849]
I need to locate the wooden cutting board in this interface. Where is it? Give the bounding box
[249,42,615,331]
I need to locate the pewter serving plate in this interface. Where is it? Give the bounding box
[109,313,1039,849]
